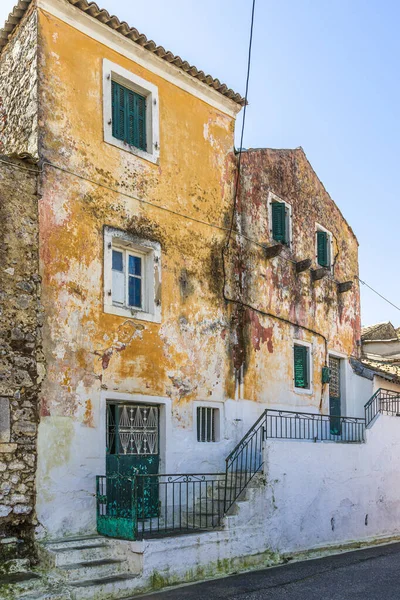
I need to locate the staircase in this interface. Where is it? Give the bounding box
[33,535,140,600]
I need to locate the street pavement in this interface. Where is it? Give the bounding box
[136,541,400,599]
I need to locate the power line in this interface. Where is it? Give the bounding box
[357,276,400,313]
[224,0,256,252]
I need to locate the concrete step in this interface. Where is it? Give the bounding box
[43,535,106,552]
[57,558,126,582]
[0,572,43,599]
[19,588,70,600]
[47,543,114,567]
[69,573,140,600]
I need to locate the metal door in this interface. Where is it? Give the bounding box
[99,403,160,540]
[329,357,341,435]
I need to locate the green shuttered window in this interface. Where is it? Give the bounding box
[294,344,309,389]
[112,81,147,152]
[317,230,329,267]
[271,202,287,244]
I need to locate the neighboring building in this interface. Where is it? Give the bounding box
[361,321,400,361]
[1,1,400,599]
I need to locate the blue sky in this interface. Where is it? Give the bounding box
[1,0,399,328]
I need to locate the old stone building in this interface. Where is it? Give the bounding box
[1,1,400,599]
[0,154,41,564]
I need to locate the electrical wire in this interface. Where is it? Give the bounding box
[224,0,256,252]
[357,277,400,313]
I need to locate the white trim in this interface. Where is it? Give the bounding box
[38,0,241,119]
[315,222,334,271]
[103,59,160,164]
[193,401,224,444]
[100,391,172,473]
[104,226,161,323]
[268,192,292,247]
[293,339,313,395]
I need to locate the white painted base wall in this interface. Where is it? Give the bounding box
[264,414,400,554]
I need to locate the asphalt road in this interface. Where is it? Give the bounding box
[136,542,400,599]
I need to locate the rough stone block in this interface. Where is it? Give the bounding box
[0,398,10,443]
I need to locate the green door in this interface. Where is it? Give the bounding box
[329,357,341,435]
[98,403,160,540]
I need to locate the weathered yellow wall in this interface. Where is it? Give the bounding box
[37,9,237,428]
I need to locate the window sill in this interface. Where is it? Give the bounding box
[293,386,313,396]
[104,303,161,324]
[104,134,159,165]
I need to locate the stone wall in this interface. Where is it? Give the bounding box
[0,155,41,562]
[0,7,38,157]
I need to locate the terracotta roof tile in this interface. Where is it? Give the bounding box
[0,0,245,106]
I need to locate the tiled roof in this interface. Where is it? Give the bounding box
[0,0,245,106]
[359,358,400,383]
[361,321,398,342]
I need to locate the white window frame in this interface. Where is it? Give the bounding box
[293,339,313,395]
[268,192,292,246]
[193,401,223,444]
[104,226,161,323]
[103,58,160,165]
[315,222,334,271]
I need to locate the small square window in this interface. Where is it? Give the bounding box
[294,344,310,389]
[104,227,161,323]
[197,407,219,442]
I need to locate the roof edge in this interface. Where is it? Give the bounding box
[0,0,245,107]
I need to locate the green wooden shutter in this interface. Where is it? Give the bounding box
[271,202,287,243]
[317,230,329,267]
[112,81,126,142]
[135,93,146,151]
[294,345,309,388]
[112,82,146,151]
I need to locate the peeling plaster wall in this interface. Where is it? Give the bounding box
[236,148,361,413]
[264,415,400,554]
[35,9,238,537]
[0,8,38,156]
[31,5,365,539]
[0,156,41,560]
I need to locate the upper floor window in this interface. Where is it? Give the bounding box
[294,343,310,390]
[103,59,160,164]
[268,193,291,245]
[112,81,146,152]
[104,227,161,323]
[315,225,333,269]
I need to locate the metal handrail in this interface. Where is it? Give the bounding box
[365,388,400,427]
[97,472,226,540]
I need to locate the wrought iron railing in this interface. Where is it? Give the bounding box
[96,473,225,541]
[224,411,266,513]
[224,408,366,512]
[97,389,400,541]
[365,388,400,427]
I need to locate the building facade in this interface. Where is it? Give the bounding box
[2,1,400,598]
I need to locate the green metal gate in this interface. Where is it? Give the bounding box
[97,403,160,540]
[329,356,341,435]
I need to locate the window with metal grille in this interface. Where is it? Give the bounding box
[112,81,147,151]
[294,344,310,389]
[197,407,218,442]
